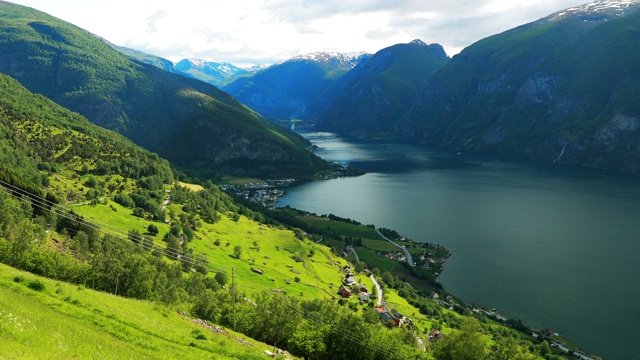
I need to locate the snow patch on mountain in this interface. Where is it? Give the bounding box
[287,51,369,69]
[542,0,640,23]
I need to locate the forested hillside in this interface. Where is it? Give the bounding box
[0,1,331,179]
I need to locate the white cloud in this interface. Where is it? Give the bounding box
[9,0,589,64]
[145,10,167,33]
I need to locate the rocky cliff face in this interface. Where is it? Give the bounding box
[395,1,640,174]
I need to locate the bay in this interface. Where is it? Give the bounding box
[277,131,640,359]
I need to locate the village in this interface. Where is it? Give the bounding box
[220,179,295,208]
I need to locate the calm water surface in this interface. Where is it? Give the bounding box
[278,132,640,359]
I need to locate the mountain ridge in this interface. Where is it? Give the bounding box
[222,50,370,121]
[0,1,331,179]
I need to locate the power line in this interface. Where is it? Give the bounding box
[0,181,228,274]
[0,181,408,358]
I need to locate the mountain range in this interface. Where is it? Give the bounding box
[203,0,640,175]
[222,52,370,122]
[2,0,640,177]
[174,59,266,88]
[0,1,332,179]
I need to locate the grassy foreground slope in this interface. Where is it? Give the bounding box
[0,263,288,360]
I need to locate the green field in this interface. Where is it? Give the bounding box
[304,218,382,240]
[0,263,294,360]
[189,214,349,300]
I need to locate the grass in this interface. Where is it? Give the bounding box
[178,182,203,192]
[304,218,382,240]
[72,199,171,241]
[220,177,264,185]
[354,248,399,273]
[361,238,404,253]
[0,263,293,360]
[189,214,350,300]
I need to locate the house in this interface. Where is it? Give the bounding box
[338,285,351,298]
[541,329,557,338]
[429,330,445,341]
[429,291,439,300]
[375,307,400,327]
[343,275,357,286]
[359,284,368,293]
[359,292,370,302]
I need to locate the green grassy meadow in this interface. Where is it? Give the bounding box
[0,263,294,360]
[189,214,349,300]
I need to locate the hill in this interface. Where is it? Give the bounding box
[312,40,450,136]
[223,52,369,122]
[396,0,640,174]
[0,263,283,360]
[0,1,331,179]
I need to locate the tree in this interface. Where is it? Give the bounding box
[433,318,489,360]
[165,234,181,260]
[251,291,302,350]
[133,207,145,218]
[147,224,159,235]
[493,335,542,360]
[233,245,242,259]
[288,321,328,360]
[128,229,141,245]
[85,175,98,188]
[215,271,229,287]
[382,271,394,286]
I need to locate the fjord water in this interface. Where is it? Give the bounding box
[278,132,640,359]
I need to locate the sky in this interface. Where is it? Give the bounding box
[9,0,589,66]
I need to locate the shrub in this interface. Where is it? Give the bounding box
[27,280,45,291]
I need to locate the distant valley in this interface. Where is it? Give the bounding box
[169,0,640,176]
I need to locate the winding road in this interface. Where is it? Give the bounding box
[375,229,415,267]
[370,275,383,306]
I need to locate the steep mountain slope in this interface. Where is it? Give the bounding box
[400,0,640,173]
[223,52,369,121]
[0,1,330,179]
[175,59,264,88]
[312,40,450,136]
[0,73,173,190]
[105,40,182,75]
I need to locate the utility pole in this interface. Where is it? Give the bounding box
[232,266,236,331]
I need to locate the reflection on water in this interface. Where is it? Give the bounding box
[280,131,640,359]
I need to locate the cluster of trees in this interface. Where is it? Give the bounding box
[321,213,362,225]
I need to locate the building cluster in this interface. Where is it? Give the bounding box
[221,179,295,208]
[336,267,371,303]
[382,251,407,262]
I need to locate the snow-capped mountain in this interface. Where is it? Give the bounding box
[175,59,267,87]
[539,0,640,24]
[222,51,371,121]
[287,51,369,70]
